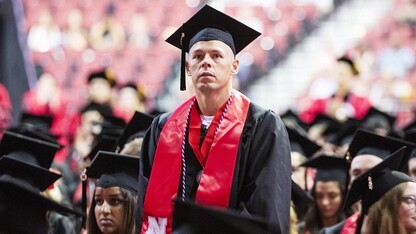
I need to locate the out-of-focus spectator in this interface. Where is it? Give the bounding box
[62,9,88,52]
[300,56,371,123]
[394,0,416,26]
[22,72,64,116]
[27,11,62,53]
[86,68,116,107]
[126,13,151,50]
[113,82,147,122]
[375,30,415,79]
[88,2,126,51]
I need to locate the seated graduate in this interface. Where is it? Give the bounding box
[343,146,416,234]
[85,151,139,234]
[298,155,350,233]
[320,129,415,234]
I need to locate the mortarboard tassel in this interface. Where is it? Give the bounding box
[81,169,87,229]
[368,175,373,190]
[180,28,186,91]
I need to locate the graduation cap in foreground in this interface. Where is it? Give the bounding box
[0,156,61,192]
[166,4,261,90]
[172,200,272,234]
[286,126,321,159]
[0,130,60,169]
[343,146,411,215]
[86,151,140,194]
[0,174,82,233]
[7,126,60,147]
[300,154,349,184]
[344,128,415,163]
[116,111,154,151]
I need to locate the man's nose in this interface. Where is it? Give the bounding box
[201,55,212,67]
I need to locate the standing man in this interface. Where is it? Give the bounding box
[137,5,291,234]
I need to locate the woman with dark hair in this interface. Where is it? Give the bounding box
[299,155,350,233]
[87,186,137,234]
[85,151,139,234]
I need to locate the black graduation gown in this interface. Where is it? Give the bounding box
[137,102,292,233]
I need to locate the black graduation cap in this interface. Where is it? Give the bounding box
[86,135,118,161]
[7,126,61,147]
[0,156,61,192]
[286,126,321,158]
[165,4,261,90]
[116,111,154,151]
[344,128,415,163]
[98,114,127,138]
[80,101,113,117]
[405,130,416,144]
[18,112,53,133]
[300,154,349,184]
[281,109,307,130]
[291,179,314,221]
[87,68,116,87]
[337,56,359,75]
[329,118,360,147]
[0,173,82,219]
[86,151,140,194]
[403,119,416,144]
[360,107,396,132]
[0,130,60,169]
[308,114,342,142]
[343,146,411,214]
[403,119,416,132]
[172,199,272,234]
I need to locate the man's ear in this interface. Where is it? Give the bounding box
[185,61,191,76]
[231,59,239,75]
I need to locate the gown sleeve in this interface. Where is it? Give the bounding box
[237,108,292,233]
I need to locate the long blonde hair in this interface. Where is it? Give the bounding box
[364,183,415,234]
[290,201,299,234]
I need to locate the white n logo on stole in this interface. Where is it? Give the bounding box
[146,216,168,234]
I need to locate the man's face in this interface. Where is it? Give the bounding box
[349,154,383,186]
[186,40,239,92]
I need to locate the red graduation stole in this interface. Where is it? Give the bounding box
[141,91,250,234]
